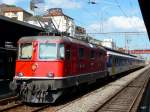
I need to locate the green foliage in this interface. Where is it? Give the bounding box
[8,5,16,7]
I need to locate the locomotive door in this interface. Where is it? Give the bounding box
[65,45,72,76]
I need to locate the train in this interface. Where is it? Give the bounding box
[105,47,145,76]
[9,33,145,103]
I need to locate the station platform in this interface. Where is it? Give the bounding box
[139,74,150,111]
[0,79,13,99]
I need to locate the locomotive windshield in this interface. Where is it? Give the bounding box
[39,43,57,59]
[19,43,32,59]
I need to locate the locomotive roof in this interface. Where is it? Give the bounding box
[19,36,68,42]
[19,36,106,52]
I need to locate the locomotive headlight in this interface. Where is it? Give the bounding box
[32,63,38,71]
[18,72,24,77]
[47,72,54,77]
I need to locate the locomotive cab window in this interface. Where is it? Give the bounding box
[19,43,32,59]
[39,43,57,59]
[59,44,64,59]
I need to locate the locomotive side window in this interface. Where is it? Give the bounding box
[20,43,32,59]
[79,48,84,59]
[66,47,71,60]
[90,50,95,59]
[99,52,103,60]
[39,43,57,59]
[59,44,64,59]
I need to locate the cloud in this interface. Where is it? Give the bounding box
[45,0,82,9]
[0,0,22,4]
[87,16,146,33]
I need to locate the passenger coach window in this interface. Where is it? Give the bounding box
[20,43,32,59]
[39,43,57,59]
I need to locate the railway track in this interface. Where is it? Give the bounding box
[0,101,76,112]
[0,96,23,112]
[0,96,51,112]
[0,96,17,105]
[0,95,74,112]
[95,68,150,112]
[1,104,52,112]
[0,96,52,112]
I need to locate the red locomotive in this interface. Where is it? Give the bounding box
[10,33,107,103]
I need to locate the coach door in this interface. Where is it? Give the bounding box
[112,56,116,75]
[65,45,72,76]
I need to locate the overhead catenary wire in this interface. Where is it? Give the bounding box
[114,0,128,17]
[80,0,118,33]
[114,0,144,32]
[85,0,143,33]
[88,31,146,34]
[128,0,141,17]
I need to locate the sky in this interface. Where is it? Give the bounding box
[0,0,150,59]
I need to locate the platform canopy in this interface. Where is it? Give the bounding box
[0,15,43,46]
[138,0,150,41]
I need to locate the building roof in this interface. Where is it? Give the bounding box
[0,3,32,16]
[3,6,23,12]
[43,8,73,20]
[0,3,7,8]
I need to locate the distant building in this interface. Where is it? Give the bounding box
[25,8,75,36]
[0,4,32,21]
[118,48,126,53]
[43,8,75,36]
[0,4,6,15]
[75,26,86,35]
[101,39,117,49]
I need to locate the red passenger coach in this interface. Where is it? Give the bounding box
[10,33,107,103]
